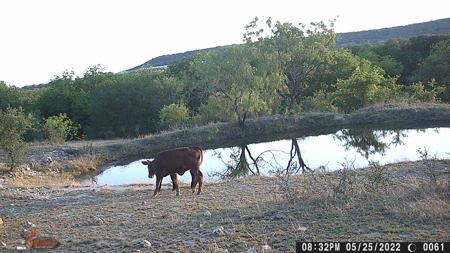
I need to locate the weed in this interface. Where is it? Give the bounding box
[364,160,391,194]
[333,158,361,200]
[83,142,94,155]
[417,147,450,198]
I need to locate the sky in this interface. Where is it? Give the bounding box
[1,0,449,88]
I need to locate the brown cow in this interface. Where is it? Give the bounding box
[141,146,203,196]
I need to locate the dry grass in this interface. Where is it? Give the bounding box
[0,160,449,252]
[6,172,81,188]
[1,103,450,252]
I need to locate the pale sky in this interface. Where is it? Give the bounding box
[1,0,449,87]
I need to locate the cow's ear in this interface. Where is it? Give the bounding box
[142,161,148,165]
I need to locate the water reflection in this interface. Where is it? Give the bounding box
[88,127,450,185]
[333,129,407,159]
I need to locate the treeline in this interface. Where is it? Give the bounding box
[1,18,450,143]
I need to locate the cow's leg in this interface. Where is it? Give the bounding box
[190,170,199,194]
[154,175,163,197]
[170,173,180,196]
[197,170,203,195]
[190,170,195,191]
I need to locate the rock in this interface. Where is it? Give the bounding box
[212,226,224,236]
[275,213,285,220]
[141,240,151,248]
[27,221,35,227]
[1,241,6,247]
[298,226,307,232]
[246,248,258,253]
[93,217,103,225]
[204,211,211,217]
[0,218,3,225]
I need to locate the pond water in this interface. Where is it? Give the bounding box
[86,127,450,186]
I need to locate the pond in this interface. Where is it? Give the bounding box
[82,126,450,186]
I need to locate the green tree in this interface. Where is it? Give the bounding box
[166,53,207,114]
[33,66,114,138]
[159,103,189,128]
[88,69,183,138]
[43,113,80,143]
[409,39,450,101]
[402,80,446,103]
[331,60,386,112]
[244,17,336,111]
[0,81,35,111]
[0,106,33,171]
[201,44,280,125]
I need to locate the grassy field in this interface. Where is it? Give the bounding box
[0,159,448,252]
[0,103,450,252]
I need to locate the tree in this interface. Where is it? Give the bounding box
[0,81,34,111]
[43,113,80,143]
[330,60,386,112]
[0,106,33,171]
[409,39,450,101]
[166,53,207,114]
[244,17,336,111]
[159,103,189,128]
[201,44,280,125]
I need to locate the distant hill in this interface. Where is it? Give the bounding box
[336,17,450,46]
[127,18,450,72]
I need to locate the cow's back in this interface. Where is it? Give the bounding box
[153,146,203,176]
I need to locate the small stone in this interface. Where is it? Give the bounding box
[212,226,224,236]
[1,241,6,247]
[204,211,211,217]
[298,226,307,231]
[0,218,3,225]
[93,217,103,225]
[141,240,151,248]
[275,213,285,220]
[246,248,258,253]
[16,246,27,250]
[27,221,35,227]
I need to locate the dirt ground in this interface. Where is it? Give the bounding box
[1,159,449,253]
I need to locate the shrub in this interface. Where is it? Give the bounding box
[0,106,33,171]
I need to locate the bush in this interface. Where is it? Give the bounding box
[0,106,33,171]
[43,113,80,143]
[158,103,189,128]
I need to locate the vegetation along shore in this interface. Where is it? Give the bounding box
[0,104,449,252]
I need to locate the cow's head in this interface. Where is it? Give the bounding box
[141,160,155,178]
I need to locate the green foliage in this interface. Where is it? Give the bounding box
[88,69,186,137]
[299,90,337,113]
[43,113,81,143]
[402,80,446,103]
[159,103,189,128]
[201,44,277,125]
[244,17,336,111]
[409,39,450,100]
[4,20,450,141]
[331,60,385,112]
[0,106,33,171]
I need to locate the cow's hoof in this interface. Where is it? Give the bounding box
[197,191,202,195]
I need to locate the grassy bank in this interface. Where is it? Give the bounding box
[0,159,449,252]
[0,103,449,252]
[2,103,450,188]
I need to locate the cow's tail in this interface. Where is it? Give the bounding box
[194,146,203,165]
